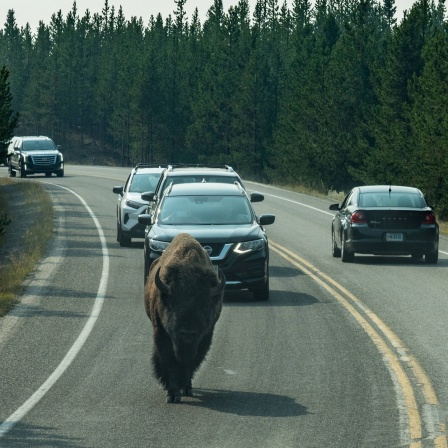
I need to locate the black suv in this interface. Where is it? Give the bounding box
[8,136,64,177]
[141,165,261,218]
[138,182,275,300]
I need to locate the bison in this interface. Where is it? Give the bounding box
[144,233,226,403]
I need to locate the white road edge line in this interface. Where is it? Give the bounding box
[0,184,109,438]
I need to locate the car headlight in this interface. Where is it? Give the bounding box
[149,239,170,253]
[234,239,264,254]
[125,200,145,209]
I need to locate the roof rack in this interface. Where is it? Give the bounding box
[166,164,234,172]
[134,163,166,170]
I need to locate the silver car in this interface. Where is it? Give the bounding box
[113,164,164,246]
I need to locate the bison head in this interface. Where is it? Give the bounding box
[154,264,225,363]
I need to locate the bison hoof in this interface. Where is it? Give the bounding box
[166,393,182,404]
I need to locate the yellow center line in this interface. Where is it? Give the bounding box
[270,240,447,448]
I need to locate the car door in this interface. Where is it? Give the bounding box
[10,140,21,169]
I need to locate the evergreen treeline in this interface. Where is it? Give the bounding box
[1,0,447,218]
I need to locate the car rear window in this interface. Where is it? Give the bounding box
[360,192,425,208]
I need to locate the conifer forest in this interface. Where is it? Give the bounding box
[1,0,447,217]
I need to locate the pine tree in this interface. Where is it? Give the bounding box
[0,65,19,159]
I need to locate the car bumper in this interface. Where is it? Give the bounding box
[120,206,148,238]
[24,161,63,173]
[147,246,269,291]
[346,225,439,255]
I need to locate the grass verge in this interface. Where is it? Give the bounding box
[0,178,53,316]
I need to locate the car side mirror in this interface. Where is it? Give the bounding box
[329,203,340,211]
[258,214,275,225]
[250,192,264,203]
[141,192,156,202]
[138,214,153,226]
[113,186,124,195]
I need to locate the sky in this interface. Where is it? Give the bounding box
[2,0,417,32]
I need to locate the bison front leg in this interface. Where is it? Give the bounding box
[165,367,183,403]
[179,365,194,397]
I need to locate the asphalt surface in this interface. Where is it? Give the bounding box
[0,165,447,447]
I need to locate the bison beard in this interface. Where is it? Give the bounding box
[144,233,225,403]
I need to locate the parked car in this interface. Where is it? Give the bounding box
[142,164,263,220]
[8,136,64,177]
[138,182,275,300]
[112,164,164,246]
[330,185,439,263]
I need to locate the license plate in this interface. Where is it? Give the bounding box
[386,233,403,242]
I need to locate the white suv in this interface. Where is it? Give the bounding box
[8,136,64,177]
[112,164,164,246]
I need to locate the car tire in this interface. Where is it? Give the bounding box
[425,250,438,264]
[20,161,27,178]
[252,277,269,301]
[341,232,354,262]
[56,169,64,177]
[45,172,52,177]
[116,221,121,243]
[118,228,132,247]
[332,228,341,258]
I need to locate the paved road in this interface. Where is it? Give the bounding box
[0,165,447,447]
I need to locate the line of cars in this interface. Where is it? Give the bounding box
[113,165,441,302]
[113,164,275,300]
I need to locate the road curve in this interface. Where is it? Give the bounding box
[0,165,446,448]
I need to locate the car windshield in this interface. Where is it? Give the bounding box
[130,173,161,193]
[359,192,425,208]
[158,195,252,225]
[22,140,55,151]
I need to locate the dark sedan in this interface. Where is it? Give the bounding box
[138,182,275,300]
[330,185,439,263]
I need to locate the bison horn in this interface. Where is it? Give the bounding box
[155,267,170,294]
[211,270,226,296]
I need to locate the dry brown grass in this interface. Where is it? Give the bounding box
[0,178,53,316]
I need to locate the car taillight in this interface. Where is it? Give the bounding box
[422,212,436,225]
[351,211,367,224]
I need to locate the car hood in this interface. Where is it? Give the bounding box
[22,149,59,156]
[150,223,264,243]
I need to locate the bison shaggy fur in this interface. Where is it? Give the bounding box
[144,233,225,403]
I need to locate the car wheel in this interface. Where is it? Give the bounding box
[45,172,52,177]
[56,169,64,177]
[341,232,354,262]
[332,227,341,258]
[425,250,438,264]
[119,229,132,247]
[20,161,26,178]
[252,277,269,301]
[116,221,121,243]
